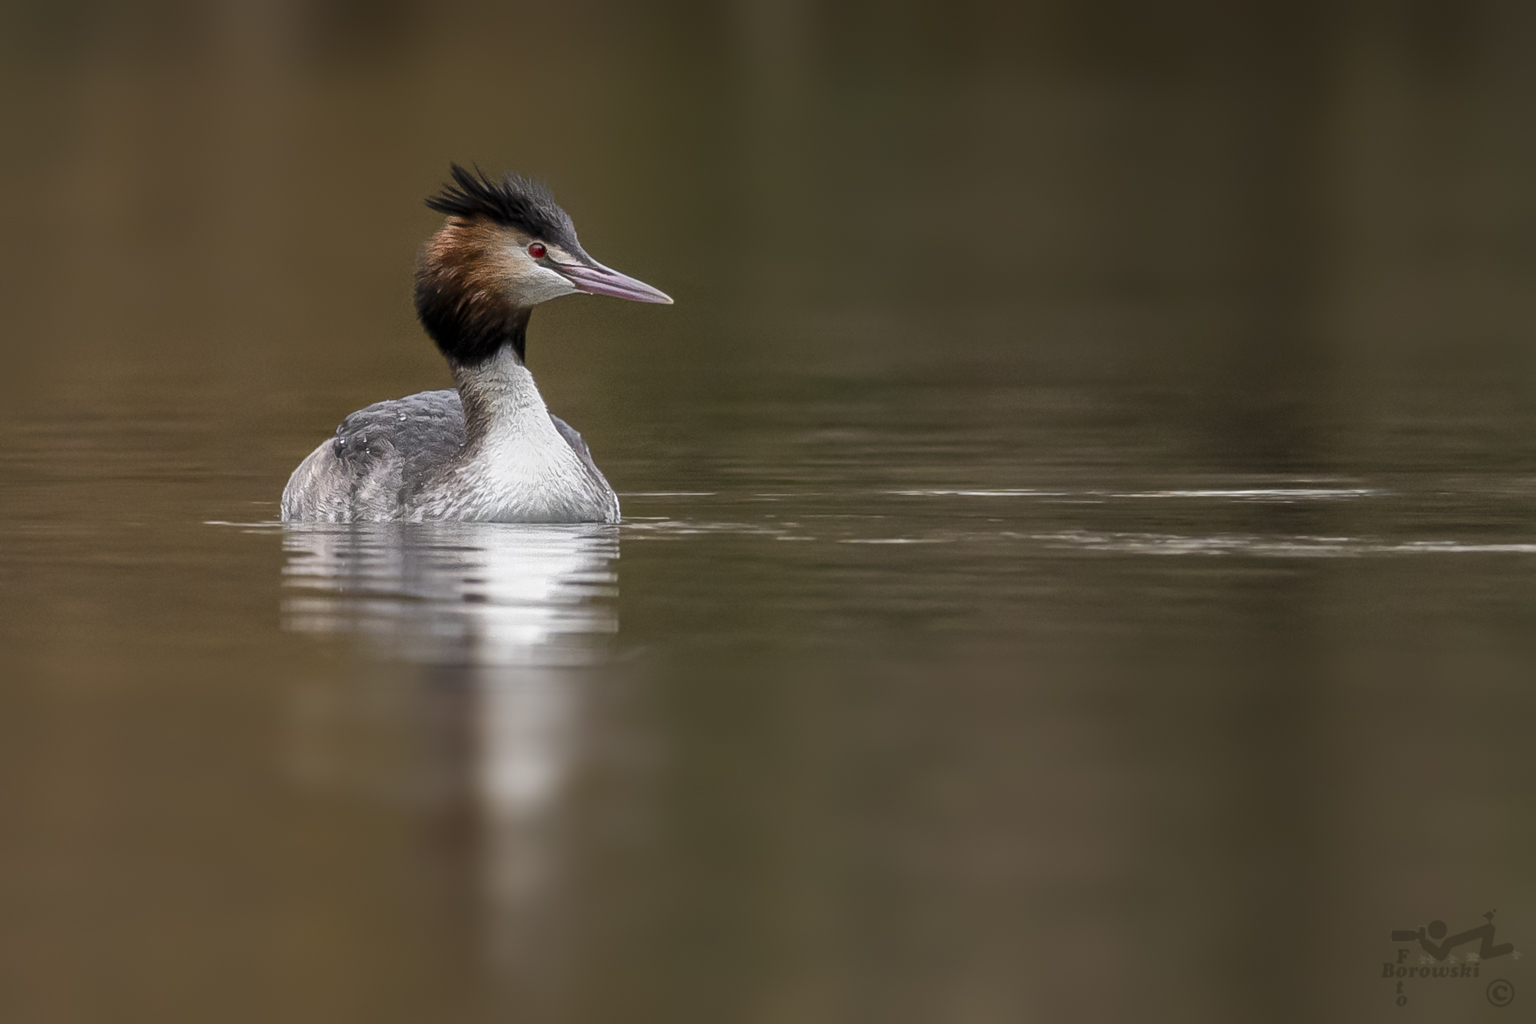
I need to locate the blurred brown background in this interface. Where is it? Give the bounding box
[3,0,1534,469]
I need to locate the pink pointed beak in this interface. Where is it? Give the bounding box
[557,261,674,304]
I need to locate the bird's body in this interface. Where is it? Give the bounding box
[281,166,670,524]
[280,350,619,523]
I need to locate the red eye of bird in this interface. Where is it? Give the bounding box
[528,242,547,259]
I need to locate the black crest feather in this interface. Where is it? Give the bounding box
[425,164,576,244]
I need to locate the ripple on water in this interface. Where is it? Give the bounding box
[1027,531,1536,558]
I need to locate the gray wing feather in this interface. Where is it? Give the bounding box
[282,390,464,521]
[282,389,612,521]
[333,389,466,496]
[549,413,618,520]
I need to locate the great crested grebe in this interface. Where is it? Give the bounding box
[281,165,671,524]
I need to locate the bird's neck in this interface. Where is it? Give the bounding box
[450,343,560,452]
[415,237,532,364]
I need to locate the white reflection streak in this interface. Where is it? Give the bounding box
[280,522,617,665]
[280,522,618,961]
[888,487,1379,500]
[1028,530,1536,557]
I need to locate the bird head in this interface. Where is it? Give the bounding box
[415,164,671,365]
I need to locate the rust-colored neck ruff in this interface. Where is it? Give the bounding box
[414,218,530,366]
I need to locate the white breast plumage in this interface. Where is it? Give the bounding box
[413,349,618,523]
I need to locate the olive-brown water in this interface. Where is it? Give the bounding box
[2,3,1535,1022]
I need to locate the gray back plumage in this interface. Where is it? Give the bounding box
[282,389,614,522]
[331,390,467,499]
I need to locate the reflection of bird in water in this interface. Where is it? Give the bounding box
[282,165,672,524]
[280,522,618,666]
[280,520,622,972]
